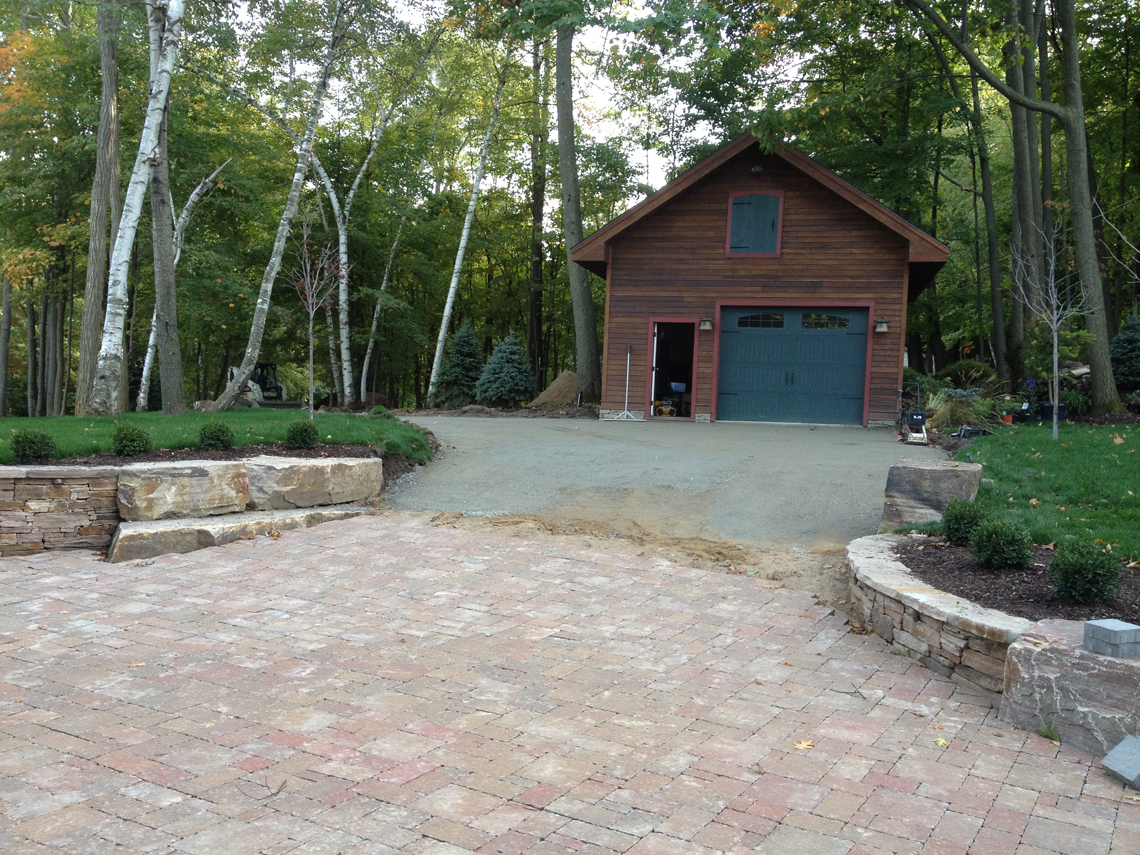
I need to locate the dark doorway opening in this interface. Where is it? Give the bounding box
[651,322,696,418]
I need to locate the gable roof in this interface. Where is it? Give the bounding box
[571,133,949,290]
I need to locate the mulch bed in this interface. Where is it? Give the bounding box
[896,536,1140,625]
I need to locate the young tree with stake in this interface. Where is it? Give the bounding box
[290,217,340,420]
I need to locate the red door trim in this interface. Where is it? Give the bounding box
[645,318,700,421]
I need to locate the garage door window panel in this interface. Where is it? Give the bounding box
[728,192,783,256]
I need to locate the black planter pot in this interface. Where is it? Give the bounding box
[1039,402,1068,422]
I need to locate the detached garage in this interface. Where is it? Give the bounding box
[571,133,948,425]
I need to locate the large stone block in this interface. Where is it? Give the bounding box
[117,461,249,521]
[107,507,376,562]
[245,456,383,510]
[881,458,983,527]
[1000,620,1140,757]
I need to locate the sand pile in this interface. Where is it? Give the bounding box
[529,370,578,407]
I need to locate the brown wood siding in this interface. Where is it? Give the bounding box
[601,152,910,423]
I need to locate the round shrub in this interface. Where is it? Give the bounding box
[941,499,987,546]
[285,420,319,449]
[112,422,152,457]
[1049,541,1122,604]
[369,405,395,419]
[969,518,1033,569]
[198,420,235,450]
[10,429,56,463]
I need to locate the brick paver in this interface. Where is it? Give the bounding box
[0,513,1131,853]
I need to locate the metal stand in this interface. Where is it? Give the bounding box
[608,345,640,421]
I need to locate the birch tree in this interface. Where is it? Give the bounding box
[136,159,231,411]
[208,0,352,411]
[426,48,512,402]
[86,0,186,416]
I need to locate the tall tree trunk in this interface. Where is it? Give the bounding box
[325,303,342,406]
[77,0,121,414]
[528,38,549,386]
[150,104,185,414]
[87,0,186,416]
[426,51,511,401]
[556,24,601,401]
[0,277,10,416]
[208,0,347,412]
[1055,0,1119,410]
[25,303,38,417]
[37,294,48,417]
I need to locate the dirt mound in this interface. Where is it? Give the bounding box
[530,370,577,408]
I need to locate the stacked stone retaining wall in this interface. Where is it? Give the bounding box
[845,534,1032,696]
[0,467,121,556]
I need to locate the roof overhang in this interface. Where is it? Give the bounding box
[571,132,949,282]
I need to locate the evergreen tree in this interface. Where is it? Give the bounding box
[476,331,536,408]
[1110,313,1140,389]
[433,322,483,408]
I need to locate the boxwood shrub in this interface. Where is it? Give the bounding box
[10,429,56,463]
[112,422,152,457]
[970,518,1033,569]
[1049,541,1122,603]
[285,420,319,449]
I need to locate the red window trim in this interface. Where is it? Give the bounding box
[725,190,784,258]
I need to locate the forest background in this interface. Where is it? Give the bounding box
[1,0,1138,418]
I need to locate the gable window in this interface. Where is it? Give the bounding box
[728,192,782,256]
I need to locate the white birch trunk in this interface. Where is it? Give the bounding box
[207,0,347,411]
[359,105,446,403]
[427,56,510,401]
[86,0,185,416]
[135,159,230,412]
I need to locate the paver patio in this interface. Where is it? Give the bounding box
[0,513,1134,854]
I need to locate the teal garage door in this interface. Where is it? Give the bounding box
[717,307,868,424]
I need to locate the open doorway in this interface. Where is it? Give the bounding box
[650,322,696,418]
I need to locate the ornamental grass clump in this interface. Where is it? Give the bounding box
[285,420,319,449]
[1049,541,1122,604]
[10,429,56,463]
[941,498,988,546]
[112,422,152,457]
[970,518,1034,569]
[925,388,994,432]
[198,420,236,450]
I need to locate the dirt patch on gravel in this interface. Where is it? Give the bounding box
[414,509,850,611]
[897,535,1140,624]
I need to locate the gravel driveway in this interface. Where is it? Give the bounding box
[388,416,944,554]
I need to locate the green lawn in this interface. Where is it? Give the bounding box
[0,410,433,465]
[954,421,1140,560]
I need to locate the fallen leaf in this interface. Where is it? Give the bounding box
[1029,498,1041,506]
[1125,795,1140,802]
[784,661,793,666]
[1042,542,1056,550]
[793,740,814,750]
[934,738,949,747]
[821,564,833,569]
[127,663,146,668]
[911,711,926,717]
[993,732,1004,738]
[1112,434,1125,444]
[933,723,944,730]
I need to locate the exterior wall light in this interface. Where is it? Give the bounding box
[874,318,889,333]
[699,317,714,332]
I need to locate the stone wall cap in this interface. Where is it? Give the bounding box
[847,534,1033,643]
[119,460,245,474]
[244,455,381,466]
[893,458,983,472]
[1,465,121,479]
